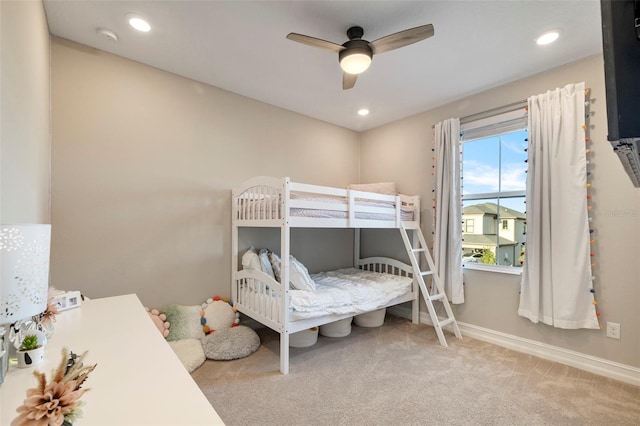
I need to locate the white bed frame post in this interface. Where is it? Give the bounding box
[231,189,238,307]
[411,229,421,325]
[353,228,361,268]
[280,178,291,374]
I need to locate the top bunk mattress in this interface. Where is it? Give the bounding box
[289,192,414,221]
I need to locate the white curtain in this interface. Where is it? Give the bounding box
[518,82,599,329]
[434,118,464,304]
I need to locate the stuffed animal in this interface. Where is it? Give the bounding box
[200,296,240,335]
[145,307,171,338]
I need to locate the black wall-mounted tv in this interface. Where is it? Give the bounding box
[600,0,640,141]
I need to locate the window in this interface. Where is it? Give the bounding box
[461,108,527,269]
[464,219,474,233]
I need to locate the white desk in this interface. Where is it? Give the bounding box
[1,294,225,425]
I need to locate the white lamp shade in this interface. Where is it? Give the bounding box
[0,224,51,323]
[340,53,372,75]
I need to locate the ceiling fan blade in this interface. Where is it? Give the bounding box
[286,33,345,53]
[343,73,357,90]
[369,24,434,55]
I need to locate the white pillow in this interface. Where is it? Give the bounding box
[269,252,316,292]
[268,252,282,282]
[290,256,316,292]
[348,182,397,196]
[259,249,276,280]
[241,247,261,271]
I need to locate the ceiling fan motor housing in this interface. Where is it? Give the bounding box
[339,39,373,63]
[339,39,373,74]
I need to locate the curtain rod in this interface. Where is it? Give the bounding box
[431,99,526,129]
[459,99,527,124]
[433,88,590,128]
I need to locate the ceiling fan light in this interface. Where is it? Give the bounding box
[340,52,372,75]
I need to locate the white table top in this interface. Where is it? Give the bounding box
[1,294,225,425]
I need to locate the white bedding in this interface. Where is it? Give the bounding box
[288,268,412,320]
[239,191,415,221]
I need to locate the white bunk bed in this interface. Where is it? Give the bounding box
[231,176,459,374]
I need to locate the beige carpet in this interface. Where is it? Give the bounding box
[191,315,640,425]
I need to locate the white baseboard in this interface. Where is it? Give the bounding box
[388,306,640,387]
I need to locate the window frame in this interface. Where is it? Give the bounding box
[460,109,528,275]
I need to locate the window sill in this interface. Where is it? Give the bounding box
[462,263,523,276]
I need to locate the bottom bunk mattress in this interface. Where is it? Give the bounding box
[239,268,413,322]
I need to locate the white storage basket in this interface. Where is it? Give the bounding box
[289,327,319,348]
[354,308,386,328]
[319,317,353,338]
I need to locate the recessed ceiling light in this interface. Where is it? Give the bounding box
[536,30,560,46]
[127,14,151,32]
[358,108,370,116]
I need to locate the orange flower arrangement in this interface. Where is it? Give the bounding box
[11,348,96,426]
[42,301,59,323]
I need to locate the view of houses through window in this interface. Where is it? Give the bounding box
[461,128,528,267]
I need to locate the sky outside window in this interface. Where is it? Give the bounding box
[462,129,527,213]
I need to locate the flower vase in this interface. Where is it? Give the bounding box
[38,317,55,339]
[17,346,45,368]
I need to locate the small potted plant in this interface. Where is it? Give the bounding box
[16,330,47,368]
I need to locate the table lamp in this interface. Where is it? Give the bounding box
[0,224,51,385]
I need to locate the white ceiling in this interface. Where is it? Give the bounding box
[43,1,603,131]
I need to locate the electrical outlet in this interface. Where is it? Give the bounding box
[606,322,621,339]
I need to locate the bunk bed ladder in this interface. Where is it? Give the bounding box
[399,226,462,347]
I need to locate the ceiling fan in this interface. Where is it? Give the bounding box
[286,24,434,90]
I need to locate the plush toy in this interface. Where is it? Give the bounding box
[145,307,171,338]
[200,296,240,335]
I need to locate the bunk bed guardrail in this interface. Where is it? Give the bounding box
[232,176,420,228]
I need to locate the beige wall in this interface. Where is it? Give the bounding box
[360,55,640,368]
[0,0,50,223]
[50,38,360,308]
